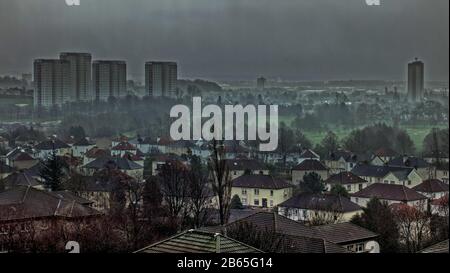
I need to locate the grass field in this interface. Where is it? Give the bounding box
[280,115,447,152]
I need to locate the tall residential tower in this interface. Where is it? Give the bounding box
[60,52,92,101]
[145,62,177,98]
[92,60,127,101]
[33,59,70,108]
[407,58,425,102]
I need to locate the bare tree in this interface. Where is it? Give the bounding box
[392,202,431,253]
[187,156,212,228]
[208,139,232,225]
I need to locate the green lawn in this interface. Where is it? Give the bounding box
[281,115,446,152]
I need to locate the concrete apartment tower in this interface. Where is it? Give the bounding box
[92,60,127,101]
[60,52,92,102]
[33,59,70,108]
[145,62,178,98]
[407,58,425,102]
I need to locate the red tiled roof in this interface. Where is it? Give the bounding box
[413,179,449,193]
[112,142,136,151]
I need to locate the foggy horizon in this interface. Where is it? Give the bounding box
[0,0,448,82]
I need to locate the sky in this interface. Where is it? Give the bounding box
[0,0,448,82]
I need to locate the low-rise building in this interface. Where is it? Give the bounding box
[278,193,362,223]
[412,179,449,200]
[231,174,293,208]
[324,171,369,193]
[351,183,428,208]
[291,159,329,186]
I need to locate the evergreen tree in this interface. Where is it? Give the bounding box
[351,198,400,253]
[40,151,67,191]
[300,172,325,194]
[230,194,244,209]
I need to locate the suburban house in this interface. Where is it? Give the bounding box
[278,193,362,223]
[434,164,449,184]
[82,147,110,165]
[71,138,95,158]
[324,171,369,193]
[231,174,293,208]
[207,212,379,253]
[226,158,269,180]
[419,239,449,253]
[5,148,38,170]
[351,183,428,208]
[324,150,368,173]
[291,159,329,186]
[430,195,449,217]
[0,186,101,252]
[412,179,449,200]
[387,156,434,180]
[371,147,398,165]
[351,164,423,188]
[111,141,138,157]
[81,156,144,179]
[34,139,71,159]
[135,230,263,253]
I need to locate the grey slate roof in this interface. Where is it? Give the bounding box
[35,139,70,150]
[135,230,263,253]
[226,159,266,171]
[279,193,361,213]
[3,171,42,188]
[310,222,379,244]
[351,163,414,178]
[232,174,292,189]
[325,171,367,185]
[83,156,143,170]
[387,156,430,168]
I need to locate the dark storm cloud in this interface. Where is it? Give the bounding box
[0,0,448,81]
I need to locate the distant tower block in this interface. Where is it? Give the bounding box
[407,58,424,103]
[257,77,266,91]
[145,62,178,98]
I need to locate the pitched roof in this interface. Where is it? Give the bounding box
[292,159,327,171]
[351,163,414,178]
[352,183,427,202]
[84,147,110,158]
[310,222,379,244]
[13,152,35,161]
[232,174,292,189]
[413,179,449,193]
[209,212,375,252]
[135,230,263,253]
[35,139,70,150]
[82,156,143,170]
[300,149,320,159]
[325,172,367,185]
[374,147,397,157]
[3,171,42,188]
[111,141,136,151]
[0,186,101,221]
[73,138,94,146]
[387,156,430,169]
[420,240,449,253]
[226,159,266,171]
[279,193,361,213]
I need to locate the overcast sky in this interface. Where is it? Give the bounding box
[0,0,448,82]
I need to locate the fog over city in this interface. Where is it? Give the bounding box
[0,0,448,81]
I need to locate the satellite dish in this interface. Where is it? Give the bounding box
[365,240,380,253]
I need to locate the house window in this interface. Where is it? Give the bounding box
[241,198,247,205]
[390,181,395,184]
[407,180,412,186]
[356,243,365,253]
[355,198,359,203]
[269,200,274,207]
[254,199,259,206]
[270,190,274,197]
[254,189,259,195]
[346,185,352,191]
[358,184,363,191]
[242,189,247,195]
